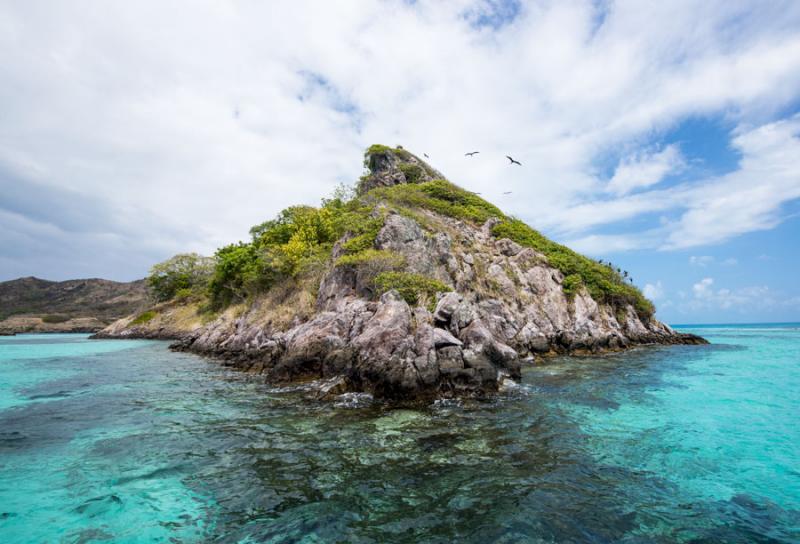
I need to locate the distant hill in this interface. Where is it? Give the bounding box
[0,277,149,333]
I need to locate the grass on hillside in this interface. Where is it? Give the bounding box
[373,272,450,308]
[363,169,654,319]
[131,310,157,325]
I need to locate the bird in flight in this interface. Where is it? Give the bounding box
[503,191,512,194]
[423,153,429,158]
[465,151,480,157]
[506,155,521,165]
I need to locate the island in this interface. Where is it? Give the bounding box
[94,145,707,399]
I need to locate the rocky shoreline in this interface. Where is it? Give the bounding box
[92,299,706,402]
[94,244,707,401]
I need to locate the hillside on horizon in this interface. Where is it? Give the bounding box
[0,276,148,334]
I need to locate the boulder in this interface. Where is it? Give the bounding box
[433,328,462,349]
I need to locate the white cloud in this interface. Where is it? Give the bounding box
[607,145,684,195]
[643,281,665,300]
[693,277,715,299]
[550,115,800,251]
[0,1,800,279]
[662,117,800,250]
[690,256,715,267]
[721,257,738,266]
[685,276,796,311]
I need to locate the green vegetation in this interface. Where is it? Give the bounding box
[364,144,394,156]
[339,215,385,255]
[41,314,70,324]
[398,162,424,183]
[131,310,157,325]
[207,243,259,307]
[147,253,214,303]
[207,190,381,309]
[335,249,405,269]
[492,218,654,318]
[561,274,582,300]
[368,179,503,224]
[373,272,450,306]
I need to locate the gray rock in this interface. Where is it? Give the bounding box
[315,376,350,400]
[433,328,462,348]
[359,147,444,193]
[495,238,523,256]
[437,345,465,374]
[433,292,462,323]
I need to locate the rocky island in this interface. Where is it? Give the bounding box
[95,145,706,400]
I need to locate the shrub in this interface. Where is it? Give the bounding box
[41,314,70,324]
[147,253,214,302]
[131,310,157,325]
[561,274,582,300]
[173,287,195,301]
[208,243,263,308]
[208,187,380,309]
[373,272,450,306]
[398,163,424,183]
[339,215,385,255]
[365,144,394,156]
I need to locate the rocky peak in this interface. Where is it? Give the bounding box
[358,145,446,194]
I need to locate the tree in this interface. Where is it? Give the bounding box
[147,253,214,302]
[207,243,262,307]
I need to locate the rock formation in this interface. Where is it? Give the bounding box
[95,145,706,400]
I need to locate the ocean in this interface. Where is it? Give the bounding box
[0,325,798,543]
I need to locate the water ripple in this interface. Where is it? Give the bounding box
[0,330,798,542]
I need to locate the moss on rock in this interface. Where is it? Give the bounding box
[131,310,157,325]
[373,272,450,307]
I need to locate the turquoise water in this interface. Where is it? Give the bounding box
[0,328,798,543]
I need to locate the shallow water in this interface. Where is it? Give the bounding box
[0,327,798,543]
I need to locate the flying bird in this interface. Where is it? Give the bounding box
[465,151,480,157]
[506,155,521,165]
[423,153,429,158]
[503,191,512,194]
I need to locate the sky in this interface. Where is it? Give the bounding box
[1,0,799,324]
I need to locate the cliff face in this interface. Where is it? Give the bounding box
[96,146,706,399]
[0,277,148,334]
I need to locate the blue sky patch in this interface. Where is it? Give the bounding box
[463,0,521,30]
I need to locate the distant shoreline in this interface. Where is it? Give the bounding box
[672,321,800,328]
